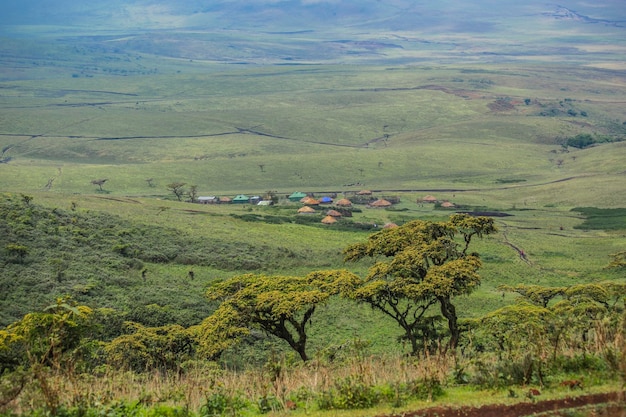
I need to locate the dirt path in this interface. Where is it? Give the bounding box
[383,391,625,417]
[499,222,531,264]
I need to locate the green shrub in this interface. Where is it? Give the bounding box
[571,207,626,231]
[199,389,248,417]
[256,394,282,414]
[566,134,595,149]
[317,376,380,410]
[553,353,607,374]
[407,377,445,401]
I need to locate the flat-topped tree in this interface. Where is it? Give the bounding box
[344,214,497,354]
[166,182,186,201]
[199,270,359,362]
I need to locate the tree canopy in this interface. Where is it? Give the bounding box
[199,270,360,361]
[344,214,497,354]
[0,297,94,373]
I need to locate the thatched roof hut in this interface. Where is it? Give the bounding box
[369,199,392,208]
[321,215,337,224]
[357,190,372,195]
[421,195,438,203]
[297,206,317,214]
[441,201,455,208]
[335,198,352,207]
[300,197,320,206]
[383,222,399,229]
[326,209,342,217]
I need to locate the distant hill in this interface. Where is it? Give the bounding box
[2,1,625,64]
[0,0,626,64]
[2,1,625,32]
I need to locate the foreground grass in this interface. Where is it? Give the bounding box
[2,354,621,417]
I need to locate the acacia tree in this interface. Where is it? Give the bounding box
[497,282,626,358]
[0,298,94,372]
[474,281,626,386]
[199,270,359,362]
[344,214,496,354]
[0,298,94,413]
[166,182,186,201]
[187,184,198,203]
[105,322,196,373]
[477,301,552,386]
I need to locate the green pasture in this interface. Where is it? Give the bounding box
[1,54,626,359]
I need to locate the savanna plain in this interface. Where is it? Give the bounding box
[1,26,626,417]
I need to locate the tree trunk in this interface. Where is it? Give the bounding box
[439,296,459,351]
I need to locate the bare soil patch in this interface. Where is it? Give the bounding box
[383,391,625,417]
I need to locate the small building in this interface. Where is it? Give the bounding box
[441,201,456,208]
[288,191,308,202]
[368,199,392,208]
[357,190,372,195]
[257,200,273,206]
[198,196,218,204]
[421,195,438,203]
[335,198,352,207]
[383,222,399,229]
[250,196,261,204]
[319,196,333,204]
[218,196,232,204]
[326,209,342,217]
[321,215,338,224]
[298,206,317,214]
[301,197,320,206]
[232,195,250,204]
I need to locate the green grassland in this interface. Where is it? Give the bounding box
[1,32,626,359]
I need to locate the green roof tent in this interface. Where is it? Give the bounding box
[288,191,307,202]
[232,194,250,204]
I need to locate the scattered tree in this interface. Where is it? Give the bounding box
[199,270,359,361]
[105,322,196,373]
[166,182,187,201]
[498,284,564,308]
[566,133,595,149]
[20,194,33,206]
[188,185,198,203]
[264,190,279,204]
[477,281,626,385]
[344,214,497,354]
[0,298,94,413]
[478,301,552,386]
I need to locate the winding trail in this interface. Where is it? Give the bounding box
[499,222,531,264]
